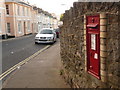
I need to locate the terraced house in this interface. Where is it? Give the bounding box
[0,0,6,39]
[0,0,59,38]
[5,0,34,37]
[37,8,59,33]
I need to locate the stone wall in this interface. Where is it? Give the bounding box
[60,2,120,88]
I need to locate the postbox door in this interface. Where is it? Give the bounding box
[86,15,100,79]
[88,33,100,76]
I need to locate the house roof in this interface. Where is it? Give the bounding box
[5,0,31,7]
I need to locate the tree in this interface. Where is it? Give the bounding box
[60,14,64,21]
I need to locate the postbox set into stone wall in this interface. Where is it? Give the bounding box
[60,2,120,88]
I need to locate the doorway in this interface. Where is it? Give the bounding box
[24,22,26,35]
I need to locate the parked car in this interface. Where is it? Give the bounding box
[54,28,60,38]
[35,28,57,44]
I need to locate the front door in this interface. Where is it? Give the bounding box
[24,22,26,35]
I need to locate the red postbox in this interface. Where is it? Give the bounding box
[86,15,100,79]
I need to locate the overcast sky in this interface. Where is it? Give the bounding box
[27,0,77,16]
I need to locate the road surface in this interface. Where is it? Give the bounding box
[2,34,48,73]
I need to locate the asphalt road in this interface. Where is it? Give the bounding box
[2,34,48,73]
[3,40,70,88]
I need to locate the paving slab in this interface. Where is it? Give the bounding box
[3,41,70,88]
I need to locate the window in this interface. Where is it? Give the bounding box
[23,7,25,16]
[27,21,30,31]
[7,23,10,33]
[18,21,22,33]
[29,9,31,16]
[17,6,20,16]
[6,5,9,15]
[27,8,29,16]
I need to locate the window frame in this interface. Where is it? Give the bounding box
[27,21,30,32]
[23,7,25,16]
[27,8,29,16]
[7,23,11,33]
[18,21,22,33]
[17,6,20,16]
[6,5,9,15]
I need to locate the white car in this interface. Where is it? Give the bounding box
[35,28,57,44]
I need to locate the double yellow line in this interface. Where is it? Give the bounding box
[0,45,50,81]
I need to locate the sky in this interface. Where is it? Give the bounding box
[27,0,77,16]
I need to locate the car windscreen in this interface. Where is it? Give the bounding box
[39,30,53,34]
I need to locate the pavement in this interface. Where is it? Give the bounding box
[2,40,70,88]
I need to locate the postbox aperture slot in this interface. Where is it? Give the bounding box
[87,23,98,28]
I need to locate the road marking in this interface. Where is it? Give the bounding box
[0,45,50,80]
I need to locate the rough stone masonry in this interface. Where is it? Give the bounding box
[60,2,120,88]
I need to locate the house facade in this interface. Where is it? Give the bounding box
[53,17,58,29]
[0,0,59,38]
[31,6,38,33]
[5,0,33,37]
[0,0,6,38]
[37,8,59,33]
